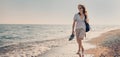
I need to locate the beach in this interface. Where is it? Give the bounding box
[0,24,120,57]
[38,28,120,57]
[86,29,120,57]
[1,0,120,57]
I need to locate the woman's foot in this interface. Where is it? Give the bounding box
[82,51,84,57]
[82,47,84,57]
[77,52,82,57]
[76,50,80,54]
[76,52,80,54]
[82,54,84,57]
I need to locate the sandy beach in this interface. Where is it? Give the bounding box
[38,40,95,57]
[37,29,120,57]
[86,29,120,57]
[37,28,120,57]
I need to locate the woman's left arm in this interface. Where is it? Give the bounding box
[85,12,89,24]
[86,18,89,24]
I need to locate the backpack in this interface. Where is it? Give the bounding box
[84,15,90,32]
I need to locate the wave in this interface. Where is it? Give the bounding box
[0,37,68,57]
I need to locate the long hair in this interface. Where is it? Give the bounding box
[78,4,87,19]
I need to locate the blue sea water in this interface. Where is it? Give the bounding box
[0,24,120,47]
[0,24,72,47]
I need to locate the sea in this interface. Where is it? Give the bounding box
[0,24,120,56]
[0,24,120,48]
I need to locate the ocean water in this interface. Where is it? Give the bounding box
[0,24,120,47]
[0,24,72,47]
[0,24,120,57]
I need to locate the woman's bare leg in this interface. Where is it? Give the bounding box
[76,38,81,54]
[80,39,84,57]
[76,38,84,57]
[76,38,82,57]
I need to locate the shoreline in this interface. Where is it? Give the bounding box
[0,28,120,57]
[38,28,109,57]
[0,37,69,57]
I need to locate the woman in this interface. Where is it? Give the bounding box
[72,4,89,57]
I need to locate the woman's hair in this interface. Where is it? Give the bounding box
[78,4,87,19]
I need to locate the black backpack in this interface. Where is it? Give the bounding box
[84,14,90,32]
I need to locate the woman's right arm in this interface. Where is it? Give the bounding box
[72,20,76,34]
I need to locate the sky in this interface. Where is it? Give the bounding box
[0,0,120,25]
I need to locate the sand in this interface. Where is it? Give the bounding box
[38,40,95,57]
[38,29,120,57]
[86,29,120,57]
[37,30,103,57]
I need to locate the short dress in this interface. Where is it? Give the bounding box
[73,13,86,40]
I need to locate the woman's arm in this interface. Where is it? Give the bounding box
[85,12,89,24]
[72,20,76,34]
[86,18,89,24]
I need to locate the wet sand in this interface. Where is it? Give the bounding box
[37,30,104,57]
[37,29,120,57]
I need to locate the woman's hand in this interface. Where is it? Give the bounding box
[72,31,74,34]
